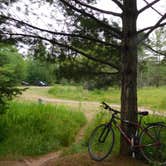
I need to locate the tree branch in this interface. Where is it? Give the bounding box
[138,0,160,15]
[67,60,119,75]
[144,43,166,56]
[72,0,122,17]
[142,0,163,16]
[51,39,120,70]
[137,22,166,34]
[111,0,123,11]
[0,15,120,48]
[1,32,120,70]
[91,71,119,75]
[59,0,122,38]
[137,13,166,43]
[0,32,53,43]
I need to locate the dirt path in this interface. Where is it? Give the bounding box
[18,87,166,116]
[18,97,98,166]
[42,153,148,166]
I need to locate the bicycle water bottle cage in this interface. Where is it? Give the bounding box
[138,111,148,116]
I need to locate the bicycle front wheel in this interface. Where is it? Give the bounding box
[88,124,114,161]
[139,124,166,165]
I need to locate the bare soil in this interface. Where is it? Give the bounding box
[42,153,148,166]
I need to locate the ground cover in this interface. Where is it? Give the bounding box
[62,110,166,157]
[138,86,166,111]
[48,85,166,112]
[2,85,164,165]
[48,84,120,103]
[0,101,86,159]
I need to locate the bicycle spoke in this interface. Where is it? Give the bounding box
[88,124,114,161]
[153,125,161,140]
[140,124,166,165]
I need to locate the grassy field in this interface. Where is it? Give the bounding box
[48,84,120,103]
[48,85,166,112]
[0,102,86,158]
[138,86,166,111]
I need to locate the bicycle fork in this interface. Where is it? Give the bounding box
[98,125,110,143]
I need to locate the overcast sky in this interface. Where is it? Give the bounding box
[2,0,165,55]
[96,0,166,29]
[5,0,166,32]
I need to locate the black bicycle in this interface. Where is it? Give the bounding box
[88,102,166,165]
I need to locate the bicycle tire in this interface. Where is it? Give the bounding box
[88,124,114,161]
[139,124,166,165]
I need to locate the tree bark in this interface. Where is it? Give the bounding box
[120,0,138,155]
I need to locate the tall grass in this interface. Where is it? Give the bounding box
[62,110,120,156]
[82,111,166,156]
[0,102,86,158]
[138,86,166,111]
[48,85,166,112]
[48,84,120,103]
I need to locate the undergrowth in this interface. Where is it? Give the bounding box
[0,102,86,158]
[63,110,166,157]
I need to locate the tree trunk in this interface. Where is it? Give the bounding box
[120,0,138,155]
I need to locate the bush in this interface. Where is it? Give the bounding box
[0,42,25,113]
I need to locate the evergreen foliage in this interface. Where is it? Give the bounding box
[0,41,24,113]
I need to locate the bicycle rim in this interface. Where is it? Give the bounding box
[88,124,114,161]
[139,124,166,165]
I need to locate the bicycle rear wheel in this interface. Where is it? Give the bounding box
[88,124,114,161]
[139,124,166,165]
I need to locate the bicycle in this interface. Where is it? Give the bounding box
[88,102,166,165]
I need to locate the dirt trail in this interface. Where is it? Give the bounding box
[23,151,61,166]
[19,88,166,117]
[19,98,98,166]
[42,153,148,166]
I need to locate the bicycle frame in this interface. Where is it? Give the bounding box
[109,113,160,149]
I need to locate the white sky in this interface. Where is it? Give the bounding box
[5,0,166,32]
[2,0,165,55]
[96,0,166,29]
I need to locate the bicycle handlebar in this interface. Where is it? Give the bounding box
[102,102,149,117]
[102,102,120,114]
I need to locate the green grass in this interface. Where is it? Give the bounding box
[48,85,166,112]
[138,86,166,111]
[84,110,120,155]
[63,110,120,156]
[65,111,166,157]
[0,102,86,158]
[48,84,120,103]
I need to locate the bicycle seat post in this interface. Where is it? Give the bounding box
[138,115,143,126]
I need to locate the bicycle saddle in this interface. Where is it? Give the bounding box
[138,111,149,116]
